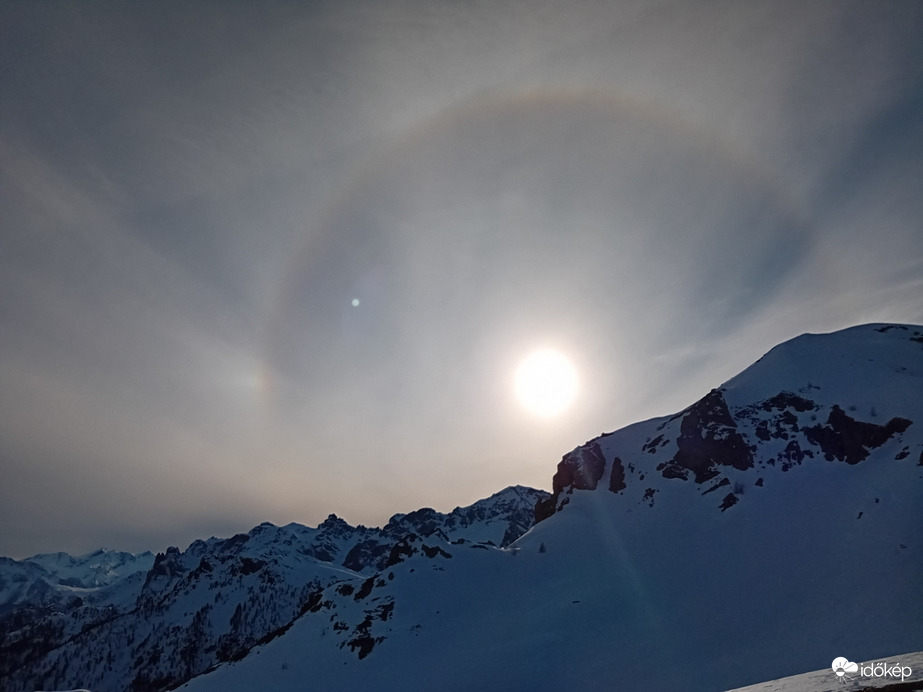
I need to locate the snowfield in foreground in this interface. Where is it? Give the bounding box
[728,650,923,691]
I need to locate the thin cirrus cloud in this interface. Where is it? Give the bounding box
[0,1,921,557]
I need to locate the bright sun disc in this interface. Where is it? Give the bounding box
[514,349,579,417]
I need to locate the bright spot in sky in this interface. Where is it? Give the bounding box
[352,298,360,307]
[514,349,579,417]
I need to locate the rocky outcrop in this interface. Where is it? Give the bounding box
[535,442,609,523]
[609,457,627,493]
[348,486,549,572]
[658,390,754,483]
[553,442,608,494]
[804,406,912,464]
[533,324,921,525]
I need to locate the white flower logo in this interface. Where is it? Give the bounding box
[832,657,859,681]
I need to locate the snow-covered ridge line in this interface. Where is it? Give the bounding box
[537,322,922,522]
[1,486,547,692]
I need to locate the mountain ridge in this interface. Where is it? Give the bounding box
[0,485,548,691]
[537,322,921,524]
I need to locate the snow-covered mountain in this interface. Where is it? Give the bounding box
[0,486,547,692]
[2,323,921,692]
[0,548,154,613]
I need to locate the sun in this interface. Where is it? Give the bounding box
[514,349,579,417]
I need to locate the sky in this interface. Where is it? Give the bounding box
[1,1,922,559]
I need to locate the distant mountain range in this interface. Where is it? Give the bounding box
[1,486,546,691]
[2,323,921,692]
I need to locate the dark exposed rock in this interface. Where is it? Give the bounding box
[754,413,800,442]
[778,410,798,429]
[390,508,442,539]
[658,463,689,480]
[498,525,524,547]
[666,390,754,483]
[740,392,817,447]
[303,590,325,614]
[342,540,392,573]
[354,576,377,601]
[235,558,265,576]
[533,495,557,524]
[192,557,213,577]
[719,493,739,512]
[375,601,394,621]
[309,514,365,562]
[779,440,813,472]
[755,422,771,441]
[535,441,609,523]
[218,533,250,553]
[609,457,627,493]
[702,477,730,496]
[385,539,416,568]
[804,405,912,464]
[553,442,607,494]
[142,547,186,589]
[420,545,452,559]
[759,392,818,413]
[342,612,385,660]
[340,600,395,660]
[310,546,336,563]
[642,435,666,454]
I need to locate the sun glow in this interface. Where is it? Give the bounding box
[514,349,579,417]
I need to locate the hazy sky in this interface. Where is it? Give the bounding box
[2,1,922,558]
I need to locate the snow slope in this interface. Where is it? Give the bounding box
[728,650,923,691]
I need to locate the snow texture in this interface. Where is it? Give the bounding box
[728,650,923,691]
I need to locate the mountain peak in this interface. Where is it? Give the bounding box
[533,322,922,524]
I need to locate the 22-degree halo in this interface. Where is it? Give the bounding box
[514,349,579,417]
